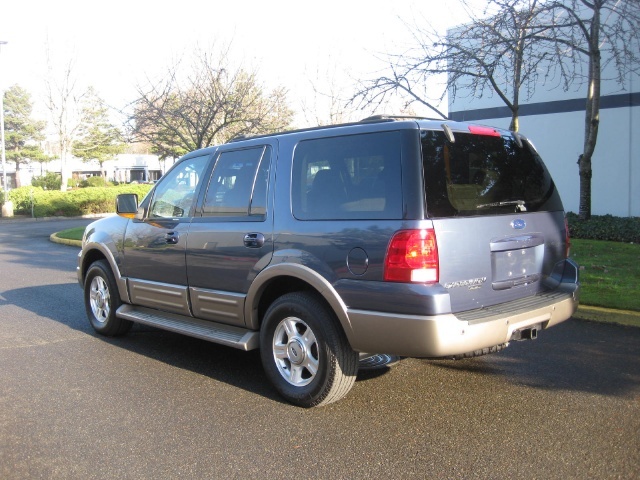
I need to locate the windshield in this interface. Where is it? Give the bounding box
[421,130,563,217]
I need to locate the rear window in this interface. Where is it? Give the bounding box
[421,130,563,217]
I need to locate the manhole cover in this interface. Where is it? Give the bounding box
[358,353,401,370]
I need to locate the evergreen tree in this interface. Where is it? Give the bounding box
[72,87,125,178]
[3,85,48,188]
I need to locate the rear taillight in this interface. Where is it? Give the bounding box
[564,216,571,258]
[384,229,439,283]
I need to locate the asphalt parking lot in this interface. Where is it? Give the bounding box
[1,218,639,479]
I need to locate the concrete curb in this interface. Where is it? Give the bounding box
[49,233,82,248]
[1,213,113,224]
[573,305,640,328]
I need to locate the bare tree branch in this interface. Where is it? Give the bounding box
[126,45,294,160]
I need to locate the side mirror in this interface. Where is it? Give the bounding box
[116,194,139,218]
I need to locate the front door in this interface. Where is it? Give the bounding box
[122,154,211,315]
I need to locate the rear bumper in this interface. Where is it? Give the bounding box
[346,286,579,358]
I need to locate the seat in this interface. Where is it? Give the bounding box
[307,169,348,216]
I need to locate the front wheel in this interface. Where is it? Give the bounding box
[260,292,358,407]
[84,260,132,336]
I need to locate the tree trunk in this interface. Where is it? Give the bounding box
[14,162,22,188]
[578,153,592,219]
[509,112,519,132]
[578,4,602,221]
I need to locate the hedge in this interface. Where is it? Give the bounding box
[1,184,153,218]
[2,185,638,243]
[566,212,639,244]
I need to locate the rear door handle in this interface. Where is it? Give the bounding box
[165,232,180,244]
[244,233,265,248]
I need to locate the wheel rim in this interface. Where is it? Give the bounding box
[272,316,319,387]
[89,275,110,324]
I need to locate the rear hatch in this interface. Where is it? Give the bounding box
[421,125,568,313]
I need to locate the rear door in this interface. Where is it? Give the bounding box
[186,143,275,327]
[422,127,567,312]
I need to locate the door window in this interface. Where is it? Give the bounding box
[202,146,271,218]
[149,155,210,219]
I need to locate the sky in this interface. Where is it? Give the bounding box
[0,0,475,127]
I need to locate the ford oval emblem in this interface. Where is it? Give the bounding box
[511,219,526,230]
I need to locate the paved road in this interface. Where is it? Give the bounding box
[1,218,639,479]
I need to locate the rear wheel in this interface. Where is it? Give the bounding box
[260,292,358,407]
[84,260,132,336]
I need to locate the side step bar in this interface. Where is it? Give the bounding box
[116,304,259,351]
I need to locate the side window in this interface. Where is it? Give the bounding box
[202,146,271,218]
[149,155,210,219]
[292,132,403,220]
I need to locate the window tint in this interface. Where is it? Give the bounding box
[202,146,271,218]
[149,155,210,219]
[292,132,403,220]
[422,130,563,217]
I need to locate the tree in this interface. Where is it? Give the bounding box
[537,0,640,219]
[128,46,294,157]
[72,87,125,177]
[44,53,88,191]
[354,0,640,219]
[351,0,553,131]
[3,85,47,188]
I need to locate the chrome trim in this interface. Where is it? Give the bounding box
[117,304,259,351]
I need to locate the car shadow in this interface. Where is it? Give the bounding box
[423,319,640,398]
[2,284,638,401]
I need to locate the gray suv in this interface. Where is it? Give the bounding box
[78,116,579,407]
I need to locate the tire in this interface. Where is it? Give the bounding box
[84,260,132,336]
[260,292,358,407]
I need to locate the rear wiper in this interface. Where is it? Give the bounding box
[476,200,527,211]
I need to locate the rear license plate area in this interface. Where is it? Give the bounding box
[491,245,543,290]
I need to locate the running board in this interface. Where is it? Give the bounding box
[116,304,259,351]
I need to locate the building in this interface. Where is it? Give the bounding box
[448,33,639,218]
[5,153,166,188]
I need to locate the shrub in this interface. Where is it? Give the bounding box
[567,212,640,243]
[80,176,114,188]
[6,184,153,217]
[32,172,62,190]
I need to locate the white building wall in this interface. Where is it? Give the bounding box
[448,35,639,217]
[453,104,639,217]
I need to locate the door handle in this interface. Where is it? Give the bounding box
[165,232,180,244]
[244,233,265,248]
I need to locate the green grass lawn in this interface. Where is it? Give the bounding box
[570,238,639,311]
[55,227,85,241]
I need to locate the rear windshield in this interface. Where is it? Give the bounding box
[421,130,563,217]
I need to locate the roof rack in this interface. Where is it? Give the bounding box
[359,114,445,123]
[225,114,445,144]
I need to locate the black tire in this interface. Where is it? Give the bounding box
[260,292,358,407]
[84,260,132,336]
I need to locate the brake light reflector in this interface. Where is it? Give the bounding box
[468,125,501,137]
[384,229,439,283]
